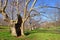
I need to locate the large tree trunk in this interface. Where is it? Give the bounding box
[10,15,24,37]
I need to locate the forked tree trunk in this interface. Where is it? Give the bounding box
[10,15,24,37]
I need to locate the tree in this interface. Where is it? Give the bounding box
[0,0,39,37]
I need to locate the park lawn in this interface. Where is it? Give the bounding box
[0,26,60,40]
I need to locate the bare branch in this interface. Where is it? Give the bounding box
[24,0,30,18]
[37,6,60,9]
[0,0,10,22]
[0,0,2,8]
[0,0,3,12]
[16,0,20,15]
[2,11,10,22]
[3,0,8,10]
[26,0,30,6]
[24,0,37,22]
[30,0,37,11]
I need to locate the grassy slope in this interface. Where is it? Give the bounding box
[26,33,60,40]
[0,26,60,40]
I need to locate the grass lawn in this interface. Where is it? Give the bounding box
[0,26,60,40]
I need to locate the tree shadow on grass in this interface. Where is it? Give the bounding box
[24,31,31,36]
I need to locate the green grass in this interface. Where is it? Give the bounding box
[26,33,60,40]
[0,26,60,40]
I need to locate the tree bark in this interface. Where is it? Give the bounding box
[21,21,24,36]
[10,21,17,36]
[10,26,17,36]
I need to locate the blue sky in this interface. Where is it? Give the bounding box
[28,0,58,8]
[29,0,60,21]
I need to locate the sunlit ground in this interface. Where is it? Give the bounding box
[0,26,60,40]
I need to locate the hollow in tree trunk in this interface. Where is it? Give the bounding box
[10,15,24,37]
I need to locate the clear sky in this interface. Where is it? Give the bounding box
[29,0,60,22]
